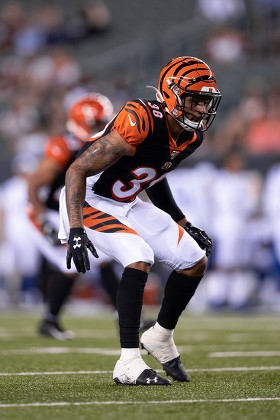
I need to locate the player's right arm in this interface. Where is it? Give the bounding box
[65,129,133,228]
[28,135,71,217]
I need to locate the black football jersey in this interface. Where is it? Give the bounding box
[78,99,203,202]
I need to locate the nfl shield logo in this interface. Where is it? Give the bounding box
[161,162,172,170]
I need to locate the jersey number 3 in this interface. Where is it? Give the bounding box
[112,167,157,201]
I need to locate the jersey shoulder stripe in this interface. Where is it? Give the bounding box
[125,99,155,134]
[112,99,155,150]
[78,99,159,158]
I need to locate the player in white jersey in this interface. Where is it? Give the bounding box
[209,150,261,309]
[262,161,280,309]
[0,153,41,305]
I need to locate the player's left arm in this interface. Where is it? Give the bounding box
[146,178,187,226]
[28,157,63,217]
[146,178,212,256]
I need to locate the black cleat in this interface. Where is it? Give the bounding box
[136,369,172,385]
[114,369,172,386]
[162,356,190,382]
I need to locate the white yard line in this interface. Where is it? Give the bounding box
[0,366,279,376]
[210,351,280,357]
[1,344,280,356]
[0,347,121,356]
[0,398,280,408]
[226,333,280,342]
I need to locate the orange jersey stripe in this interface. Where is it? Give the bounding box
[83,204,138,235]
[112,100,154,152]
[177,225,185,245]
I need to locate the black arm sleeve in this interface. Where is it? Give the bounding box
[146,178,185,222]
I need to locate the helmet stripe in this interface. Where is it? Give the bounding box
[179,73,216,86]
[159,57,209,92]
[159,58,185,93]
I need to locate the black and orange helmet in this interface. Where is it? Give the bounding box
[157,56,221,132]
[67,92,114,140]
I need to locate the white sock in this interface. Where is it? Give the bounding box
[153,322,174,339]
[120,348,141,360]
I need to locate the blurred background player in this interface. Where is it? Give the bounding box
[205,149,261,309]
[27,93,118,338]
[0,152,41,307]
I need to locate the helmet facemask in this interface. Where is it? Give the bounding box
[157,56,222,132]
[171,85,222,132]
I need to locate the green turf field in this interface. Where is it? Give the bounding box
[0,309,279,419]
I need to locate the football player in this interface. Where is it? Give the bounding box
[60,56,221,384]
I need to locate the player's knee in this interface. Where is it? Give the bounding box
[127,261,152,273]
[180,255,208,277]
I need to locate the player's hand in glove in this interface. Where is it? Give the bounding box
[66,227,99,273]
[184,221,212,257]
[41,220,61,246]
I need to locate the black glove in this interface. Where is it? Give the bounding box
[184,221,212,257]
[66,227,99,273]
[41,220,61,246]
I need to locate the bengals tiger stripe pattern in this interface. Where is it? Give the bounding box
[83,202,138,235]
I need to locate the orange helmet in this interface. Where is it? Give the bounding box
[156,56,221,132]
[67,92,114,140]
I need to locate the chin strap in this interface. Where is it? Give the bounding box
[177,116,199,132]
[146,85,165,104]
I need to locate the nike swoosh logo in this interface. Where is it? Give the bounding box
[128,114,136,126]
